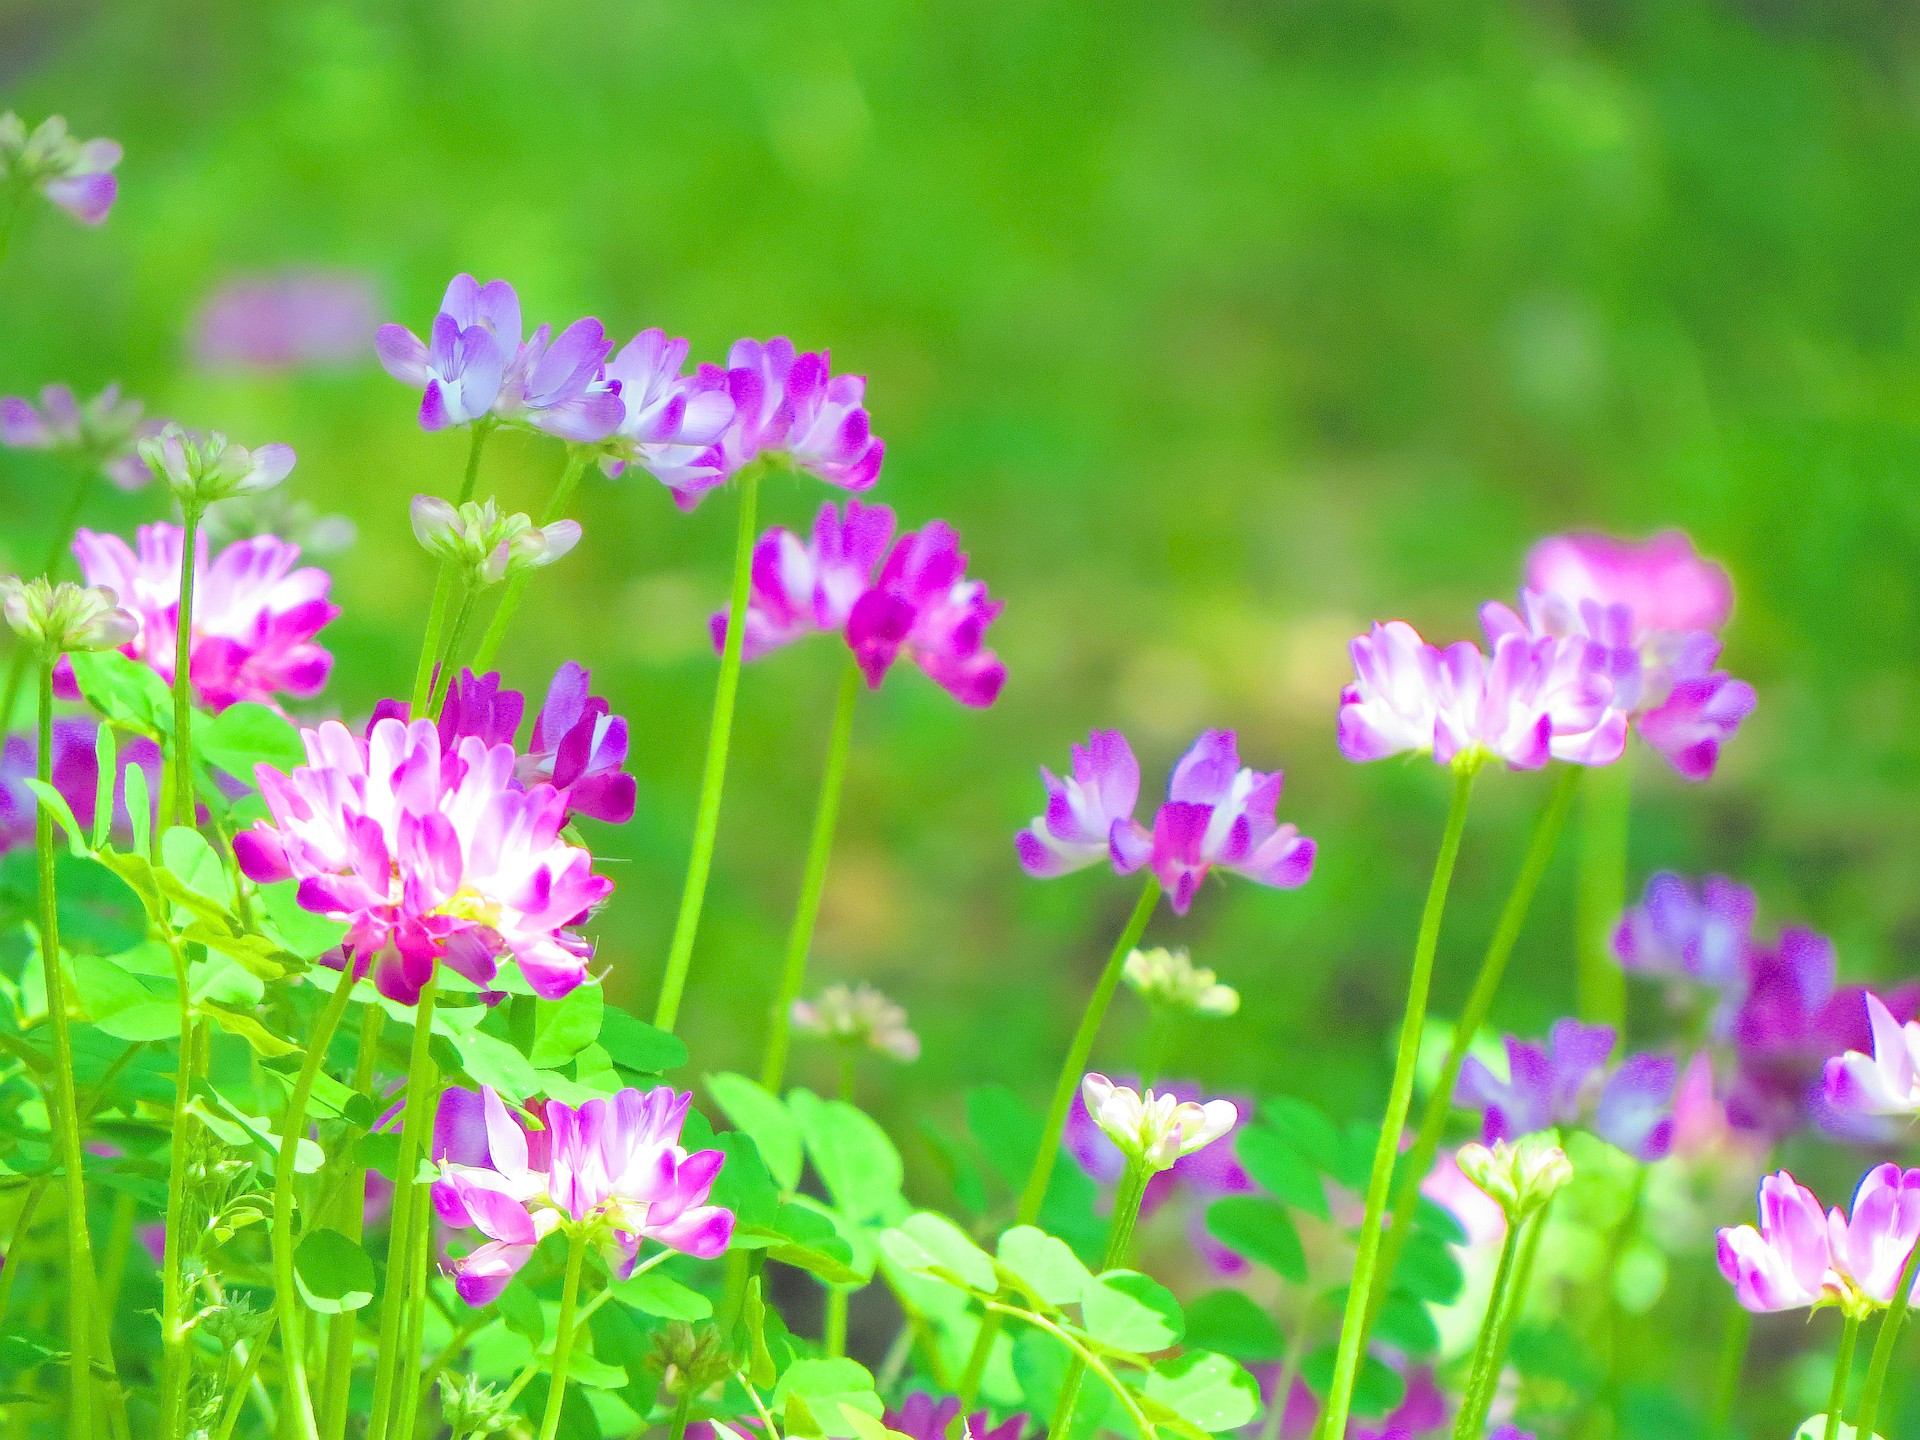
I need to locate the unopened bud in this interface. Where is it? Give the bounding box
[0,577,138,655]
[1123,946,1239,1018]
[138,423,294,509]
[1456,1136,1573,1220]
[411,494,580,585]
[1081,1072,1237,1172]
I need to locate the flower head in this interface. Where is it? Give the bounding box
[137,424,295,510]
[1526,530,1733,636]
[432,1085,732,1305]
[790,982,920,1062]
[596,330,735,508]
[1,578,138,656]
[1612,872,1757,998]
[193,269,380,371]
[70,524,336,712]
[884,1394,1031,1440]
[1718,1165,1920,1315]
[494,317,624,442]
[1826,993,1920,1120]
[0,383,162,489]
[233,717,612,1004]
[377,274,522,431]
[409,496,581,585]
[1455,1019,1678,1161]
[713,500,895,660]
[721,338,883,489]
[845,522,1005,706]
[0,113,120,224]
[1079,1073,1237,1172]
[1455,1136,1574,1221]
[1015,730,1142,879]
[1122,946,1239,1018]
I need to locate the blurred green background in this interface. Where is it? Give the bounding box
[5,0,1920,1425]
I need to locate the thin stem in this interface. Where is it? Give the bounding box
[760,657,862,1092]
[982,1301,1155,1440]
[666,1388,696,1440]
[653,464,763,1033]
[1575,758,1631,1027]
[1371,766,1580,1330]
[536,1232,590,1440]
[1854,1235,1920,1438]
[1320,763,1477,1440]
[272,975,359,1440]
[1455,1202,1551,1439]
[468,446,590,672]
[1826,1313,1862,1440]
[157,941,197,1437]
[1451,1220,1524,1439]
[425,582,480,716]
[825,1287,849,1360]
[1046,1157,1152,1440]
[35,657,97,1440]
[1257,1311,1313,1440]
[170,507,202,826]
[957,877,1161,1408]
[0,463,97,727]
[210,1316,275,1440]
[410,423,493,713]
[1707,1301,1751,1439]
[320,1002,386,1440]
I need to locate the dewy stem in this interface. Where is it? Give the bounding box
[1450,1216,1524,1439]
[1370,765,1581,1330]
[653,464,763,1033]
[1319,763,1476,1440]
[1826,1312,1862,1440]
[1853,1236,1920,1439]
[759,657,863,1092]
[956,877,1161,1407]
[1575,758,1631,1027]
[170,505,203,826]
[1046,1157,1152,1440]
[271,975,359,1440]
[34,657,98,1440]
[536,1231,590,1440]
[469,445,590,672]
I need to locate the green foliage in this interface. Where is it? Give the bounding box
[292,1227,377,1313]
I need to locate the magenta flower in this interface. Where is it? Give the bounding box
[192,269,380,371]
[1612,872,1757,996]
[0,114,120,224]
[494,316,624,442]
[1338,621,1624,771]
[1455,1019,1678,1161]
[1253,1365,1448,1439]
[1014,729,1143,879]
[1828,1164,1920,1308]
[1825,992,1920,1120]
[431,1085,732,1305]
[883,1395,1030,1440]
[376,274,523,431]
[712,500,896,660]
[845,522,1006,706]
[0,383,163,490]
[0,719,160,854]
[69,524,336,713]
[1526,530,1732,635]
[233,717,612,1004]
[720,338,883,489]
[1719,1165,1920,1314]
[596,330,737,508]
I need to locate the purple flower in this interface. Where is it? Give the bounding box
[494,317,624,442]
[884,1395,1031,1440]
[1015,729,1142,879]
[720,338,883,489]
[192,269,381,371]
[377,274,523,431]
[1338,621,1624,772]
[1613,872,1756,994]
[597,330,736,508]
[845,522,1006,706]
[0,718,160,854]
[1828,1164,1920,1308]
[0,114,120,224]
[432,1085,733,1305]
[1250,1365,1449,1439]
[1826,992,1920,1119]
[712,500,896,660]
[0,383,163,489]
[1455,1019,1678,1161]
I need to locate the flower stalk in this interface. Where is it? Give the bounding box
[169,505,201,825]
[1046,1155,1151,1439]
[1451,1218,1524,1439]
[1826,1312,1862,1440]
[1854,1236,1920,1439]
[410,421,493,712]
[536,1232,591,1440]
[1576,758,1631,1027]
[469,445,590,671]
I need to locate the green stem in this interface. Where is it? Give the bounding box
[759,657,862,1092]
[825,1287,849,1359]
[1371,766,1580,1331]
[1451,1219,1524,1439]
[35,657,97,1440]
[1827,1313,1862,1440]
[1854,1236,1920,1439]
[410,424,494,713]
[653,464,763,1033]
[1047,1157,1152,1440]
[1456,1202,1551,1439]
[272,975,359,1440]
[536,1232,590,1440]
[1575,759,1631,1028]
[1319,763,1477,1440]
[210,1325,274,1440]
[320,1003,386,1440]
[468,446,590,672]
[0,461,95,727]
[1707,1301,1751,1439]
[157,945,197,1438]
[956,877,1161,1407]
[170,507,202,827]
[425,583,480,716]
[666,1387,696,1440]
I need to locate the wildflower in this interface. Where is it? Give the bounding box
[720,338,883,489]
[1485,529,1755,779]
[192,268,380,371]
[70,524,337,712]
[137,424,295,510]
[712,500,896,660]
[0,578,138,655]
[1122,946,1239,1017]
[1015,729,1142,878]
[1455,1136,1574,1220]
[376,274,522,431]
[409,496,581,585]
[596,329,736,508]
[1455,1019,1678,1161]
[883,1394,1030,1440]
[845,522,1006,705]
[232,717,612,1003]
[0,383,162,489]
[790,982,920,1062]
[1079,1073,1237,1171]
[1825,992,1920,1120]
[1251,1365,1448,1440]
[0,113,120,224]
[0,719,160,853]
[431,1085,733,1305]
[493,317,624,442]
[1718,1165,1920,1314]
[1338,621,1624,771]
[1612,872,1757,998]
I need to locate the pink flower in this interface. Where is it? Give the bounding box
[1717,1170,1842,1312]
[432,1085,733,1305]
[0,718,159,854]
[192,269,380,371]
[1825,992,1920,1119]
[0,114,120,224]
[0,383,162,489]
[494,317,624,442]
[69,524,337,712]
[884,1394,1030,1440]
[845,522,1005,706]
[377,274,522,431]
[597,330,736,508]
[712,500,896,660]
[1827,1164,1920,1307]
[1015,729,1142,879]
[1526,530,1732,636]
[721,338,883,489]
[232,717,612,1004]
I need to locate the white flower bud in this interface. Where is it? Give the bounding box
[0,577,138,655]
[1455,1136,1573,1220]
[137,423,294,509]
[1122,946,1239,1018]
[790,983,920,1062]
[1081,1072,1237,1172]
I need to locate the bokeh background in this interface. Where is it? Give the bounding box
[6,0,1920,1431]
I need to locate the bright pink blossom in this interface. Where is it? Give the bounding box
[1015,729,1141,879]
[1717,1170,1842,1312]
[69,523,336,712]
[721,338,883,490]
[1825,993,1920,1120]
[846,522,1005,706]
[712,500,896,660]
[1526,530,1732,635]
[233,717,611,1004]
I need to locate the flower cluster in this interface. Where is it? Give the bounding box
[70,524,337,713]
[0,113,120,225]
[233,716,612,1003]
[1455,1136,1574,1221]
[138,424,296,510]
[192,268,380,371]
[1717,1166,1920,1315]
[1078,1072,1238,1171]
[432,1085,732,1304]
[0,577,138,656]
[1612,871,1756,996]
[409,496,581,585]
[790,982,920,1062]
[1122,946,1240,1017]
[1455,1019,1678,1161]
[1016,729,1315,914]
[0,383,162,489]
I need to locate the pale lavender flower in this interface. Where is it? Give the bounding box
[376,274,522,431]
[791,982,920,1062]
[0,383,162,489]
[712,500,895,660]
[720,338,883,489]
[1717,1169,1840,1313]
[1613,872,1757,994]
[192,268,380,370]
[1825,992,1920,1120]
[494,317,624,441]
[1455,1019,1678,1160]
[596,329,735,508]
[1015,729,1143,879]
[0,113,120,224]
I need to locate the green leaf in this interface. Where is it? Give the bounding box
[1181,1290,1283,1362]
[1372,1295,1439,1356]
[1391,1229,1464,1306]
[123,762,152,857]
[529,984,603,1069]
[705,1072,803,1191]
[90,724,117,850]
[611,1270,711,1320]
[1301,1345,1404,1419]
[198,702,304,777]
[751,1204,866,1285]
[771,1358,882,1438]
[23,780,84,853]
[789,1089,903,1222]
[966,1085,1040,1189]
[706,1132,781,1227]
[1143,1352,1260,1433]
[599,1004,687,1074]
[69,951,178,1042]
[161,826,232,909]
[199,1002,301,1057]
[878,1211,997,1293]
[453,1029,540,1100]
[67,650,172,737]
[259,880,348,960]
[1257,1097,1339,1172]
[293,1228,376,1313]
[996,1225,1092,1309]
[1079,1271,1183,1354]
[1235,1126,1329,1219]
[1204,1195,1306,1282]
